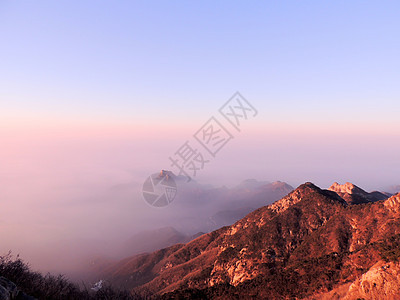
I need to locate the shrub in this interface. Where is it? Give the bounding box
[0,251,145,300]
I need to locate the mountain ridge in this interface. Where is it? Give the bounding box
[101,182,400,298]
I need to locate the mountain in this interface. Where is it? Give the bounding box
[158,172,294,233]
[59,175,292,285]
[205,181,294,229]
[223,180,295,210]
[234,178,269,189]
[328,182,389,204]
[102,182,400,299]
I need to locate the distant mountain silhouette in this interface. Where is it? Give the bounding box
[205,181,294,229]
[149,171,294,233]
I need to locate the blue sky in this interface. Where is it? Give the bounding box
[1,1,399,124]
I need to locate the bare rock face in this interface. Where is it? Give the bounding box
[384,193,400,213]
[313,261,400,300]
[328,182,389,204]
[344,261,400,300]
[329,182,364,195]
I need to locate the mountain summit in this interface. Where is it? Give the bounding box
[328,182,389,204]
[329,182,366,195]
[269,182,346,213]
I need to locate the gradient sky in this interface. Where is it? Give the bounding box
[1,1,400,123]
[1,1,400,272]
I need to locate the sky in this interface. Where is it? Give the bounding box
[0,1,400,274]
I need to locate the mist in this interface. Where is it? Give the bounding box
[1,121,399,282]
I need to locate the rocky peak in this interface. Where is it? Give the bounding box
[329,182,389,205]
[329,182,367,195]
[269,182,345,214]
[159,170,175,180]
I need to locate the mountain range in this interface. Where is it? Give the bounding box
[100,182,400,299]
[68,175,294,284]
[165,172,294,233]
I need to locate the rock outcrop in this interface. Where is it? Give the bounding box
[328,182,389,204]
